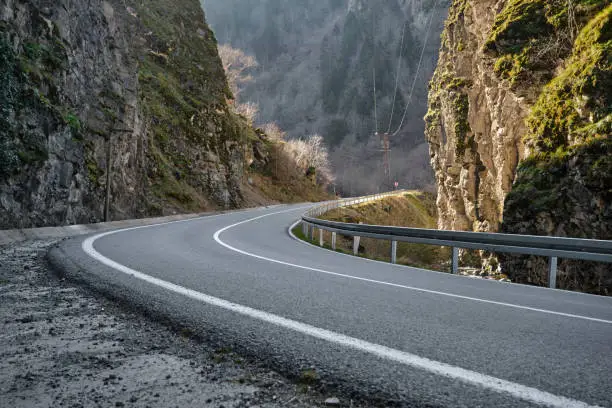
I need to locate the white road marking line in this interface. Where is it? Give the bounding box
[81,212,602,408]
[214,211,612,325]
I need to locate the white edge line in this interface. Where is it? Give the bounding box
[214,212,612,325]
[288,219,612,299]
[80,207,603,408]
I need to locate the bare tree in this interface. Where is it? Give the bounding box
[261,122,286,142]
[235,102,259,124]
[218,44,258,97]
[284,134,334,185]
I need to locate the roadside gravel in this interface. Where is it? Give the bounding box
[0,239,362,408]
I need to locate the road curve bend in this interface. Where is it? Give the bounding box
[50,204,612,408]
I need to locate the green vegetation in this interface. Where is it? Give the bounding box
[298,369,318,385]
[0,15,76,177]
[451,91,471,156]
[86,156,103,186]
[446,0,470,27]
[0,36,20,177]
[485,0,552,54]
[492,47,530,86]
[64,112,82,134]
[17,147,48,164]
[425,65,472,157]
[499,5,611,294]
[129,0,252,207]
[526,4,611,152]
[131,0,328,211]
[502,137,611,293]
[485,0,609,91]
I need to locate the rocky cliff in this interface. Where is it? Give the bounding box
[425,0,611,294]
[0,0,311,229]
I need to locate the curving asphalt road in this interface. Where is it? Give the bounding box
[51,204,612,408]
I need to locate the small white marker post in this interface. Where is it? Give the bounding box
[353,222,363,256]
[391,240,397,264]
[548,257,558,288]
[319,229,324,247]
[451,247,459,274]
[353,236,360,255]
[331,232,337,250]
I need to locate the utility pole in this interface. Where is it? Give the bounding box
[376,132,392,190]
[104,132,112,222]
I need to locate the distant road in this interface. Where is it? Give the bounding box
[53,204,612,408]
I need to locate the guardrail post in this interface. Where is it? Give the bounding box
[548,256,558,288]
[302,222,307,237]
[353,222,363,255]
[451,247,459,274]
[308,225,313,241]
[353,236,360,255]
[319,229,324,247]
[331,232,336,250]
[391,240,397,264]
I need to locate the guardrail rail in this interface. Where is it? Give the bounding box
[300,193,612,289]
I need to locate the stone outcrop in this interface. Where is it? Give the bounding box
[425,0,611,294]
[425,0,530,233]
[0,0,269,228]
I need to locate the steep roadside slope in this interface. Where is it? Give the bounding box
[425,0,610,293]
[0,0,324,229]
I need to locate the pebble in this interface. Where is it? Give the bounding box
[325,397,341,406]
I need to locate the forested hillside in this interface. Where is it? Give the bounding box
[202,0,450,194]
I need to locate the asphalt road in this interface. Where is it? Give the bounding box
[51,204,612,408]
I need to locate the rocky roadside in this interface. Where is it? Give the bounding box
[0,239,364,408]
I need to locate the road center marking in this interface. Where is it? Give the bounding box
[80,207,606,408]
[214,210,612,325]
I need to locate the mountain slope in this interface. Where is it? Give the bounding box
[0,0,326,229]
[202,0,450,194]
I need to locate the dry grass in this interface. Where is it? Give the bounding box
[318,192,451,271]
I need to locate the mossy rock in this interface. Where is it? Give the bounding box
[485,0,552,55]
[486,0,609,91]
[502,138,611,294]
[525,4,612,153]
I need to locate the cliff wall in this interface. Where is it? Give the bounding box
[0,0,271,228]
[425,0,611,293]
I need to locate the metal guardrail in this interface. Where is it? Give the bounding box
[301,194,612,289]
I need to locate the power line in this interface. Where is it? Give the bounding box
[386,22,407,134]
[372,12,379,134]
[373,66,378,134]
[392,0,439,137]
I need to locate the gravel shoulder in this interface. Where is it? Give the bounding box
[0,239,361,408]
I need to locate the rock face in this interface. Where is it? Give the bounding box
[425,0,611,294]
[425,0,529,233]
[0,0,264,228]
